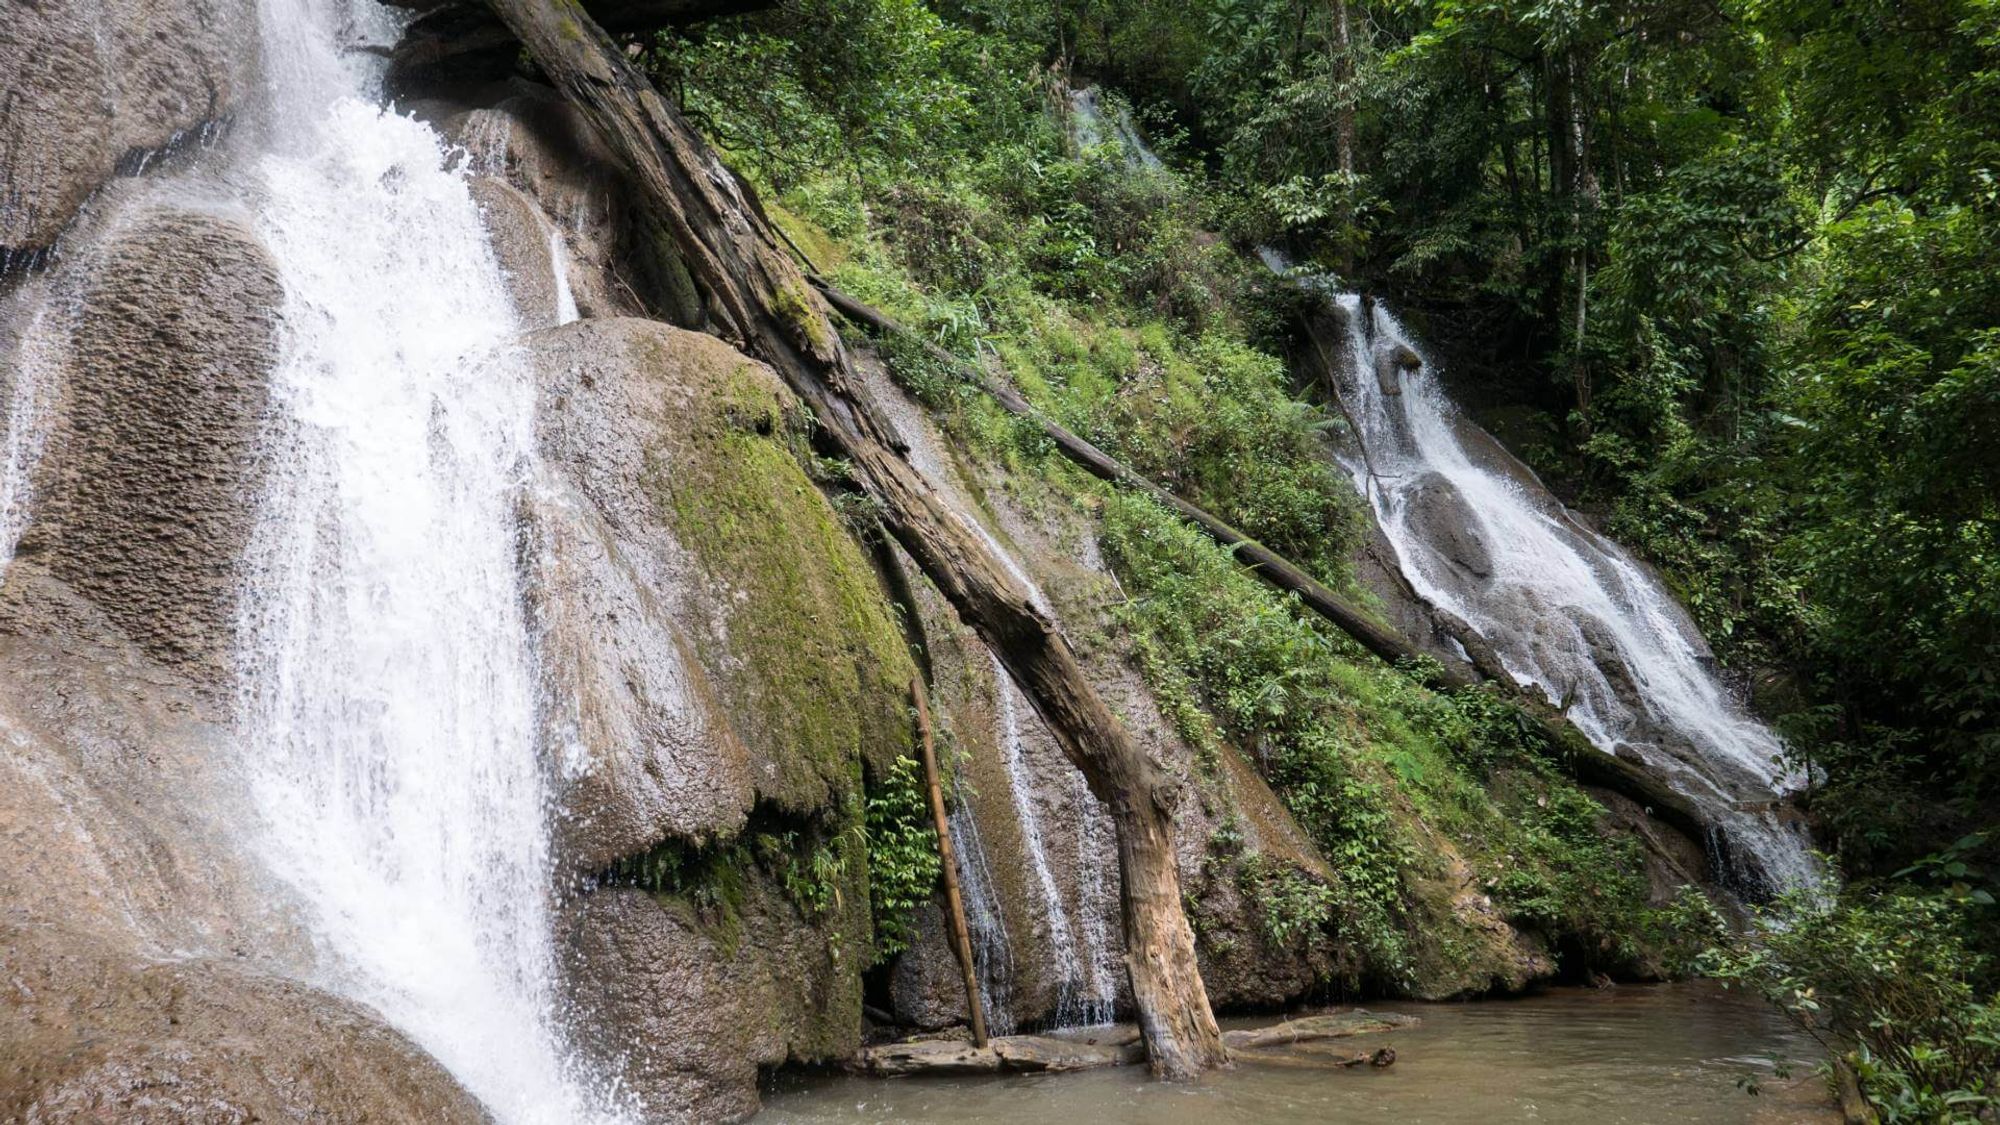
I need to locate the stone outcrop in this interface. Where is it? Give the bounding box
[0,0,256,258]
[2,918,487,1124]
[526,318,912,1118]
[852,346,1356,1023]
[470,175,568,329]
[13,205,279,687]
[0,570,485,1121]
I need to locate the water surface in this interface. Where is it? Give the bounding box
[761,984,1832,1124]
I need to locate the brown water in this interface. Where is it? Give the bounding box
[758,984,1833,1124]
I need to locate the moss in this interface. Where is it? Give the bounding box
[771,276,835,355]
[640,353,917,816]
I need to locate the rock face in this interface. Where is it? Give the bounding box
[527,318,912,1119]
[13,206,279,687]
[0,0,255,258]
[853,347,1351,1024]
[0,571,486,1123]
[1402,471,1492,579]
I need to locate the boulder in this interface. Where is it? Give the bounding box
[1402,470,1493,579]
[12,205,279,688]
[0,0,256,257]
[469,176,565,329]
[524,317,918,869]
[559,881,864,1124]
[0,567,486,1122]
[1,919,488,1124]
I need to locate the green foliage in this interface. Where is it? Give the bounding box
[1239,853,1338,949]
[863,753,943,960]
[1102,491,1652,983]
[1703,888,2000,1122]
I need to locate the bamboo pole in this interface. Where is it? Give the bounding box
[911,677,988,1047]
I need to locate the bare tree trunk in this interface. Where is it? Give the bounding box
[482,0,1228,1077]
[1331,0,1356,274]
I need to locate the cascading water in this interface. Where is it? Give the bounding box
[1317,289,1816,894]
[0,303,64,576]
[990,656,1118,1027]
[233,0,626,1121]
[946,788,1018,1034]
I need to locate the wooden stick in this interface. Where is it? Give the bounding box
[912,677,988,1047]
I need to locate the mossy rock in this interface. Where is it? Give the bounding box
[610,322,916,813]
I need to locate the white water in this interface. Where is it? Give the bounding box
[989,656,1093,1019]
[0,303,64,576]
[1323,291,1815,893]
[1068,87,1162,171]
[550,226,580,325]
[234,1,626,1121]
[946,782,1018,1035]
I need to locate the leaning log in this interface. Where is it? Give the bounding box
[481,0,1228,1078]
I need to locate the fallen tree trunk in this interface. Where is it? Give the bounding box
[482,0,1228,1078]
[813,281,1710,846]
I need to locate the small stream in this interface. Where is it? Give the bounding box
[759,984,1830,1124]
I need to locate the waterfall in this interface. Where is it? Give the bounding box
[1319,289,1816,894]
[946,787,1017,1035]
[1067,87,1162,170]
[989,656,1092,1021]
[231,0,626,1121]
[549,226,580,326]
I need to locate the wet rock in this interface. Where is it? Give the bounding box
[469,176,564,328]
[1374,342,1420,395]
[523,318,760,870]
[559,882,863,1123]
[1403,471,1493,579]
[13,206,279,688]
[1,920,487,1124]
[537,320,912,1116]
[420,81,686,325]
[0,569,485,1122]
[0,0,255,256]
[888,903,972,1030]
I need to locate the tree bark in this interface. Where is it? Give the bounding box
[482,0,1227,1077]
[912,679,988,1047]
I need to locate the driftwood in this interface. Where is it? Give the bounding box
[481,0,1227,1078]
[861,1010,1407,1078]
[912,679,987,1046]
[812,282,1711,846]
[1220,1010,1417,1050]
[857,1034,1144,1077]
[1232,1046,1397,1070]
